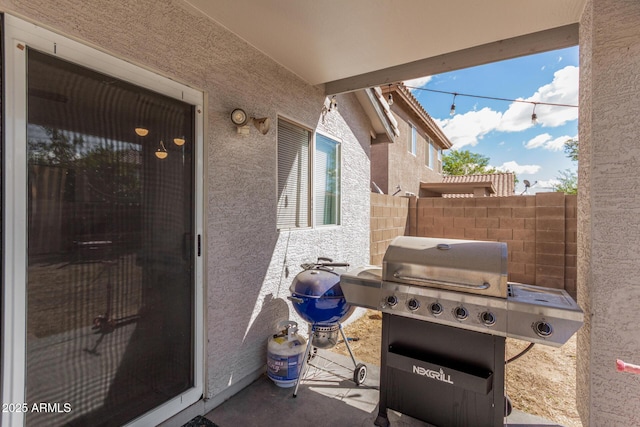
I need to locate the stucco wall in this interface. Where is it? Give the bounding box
[385,107,442,196]
[578,0,640,425]
[0,0,370,406]
[371,141,390,193]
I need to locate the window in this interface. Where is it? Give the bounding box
[276,120,341,229]
[315,134,341,226]
[409,124,417,155]
[427,138,435,170]
[277,119,311,229]
[437,147,443,173]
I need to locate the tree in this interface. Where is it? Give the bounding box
[553,169,578,195]
[442,149,499,176]
[564,138,579,162]
[552,139,578,194]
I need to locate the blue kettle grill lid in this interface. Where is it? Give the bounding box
[289,259,350,298]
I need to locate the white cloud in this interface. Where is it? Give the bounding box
[403,76,433,89]
[536,179,561,189]
[496,161,541,175]
[525,133,577,151]
[434,107,502,149]
[496,65,579,132]
[525,133,553,149]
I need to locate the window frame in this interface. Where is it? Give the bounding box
[426,137,435,170]
[275,119,343,230]
[409,123,417,156]
[314,130,342,227]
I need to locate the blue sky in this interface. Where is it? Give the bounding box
[404,46,579,194]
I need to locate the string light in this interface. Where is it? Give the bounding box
[403,85,578,123]
[387,84,394,105]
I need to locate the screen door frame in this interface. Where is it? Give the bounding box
[1,14,205,427]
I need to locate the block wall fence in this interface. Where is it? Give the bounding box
[370,192,577,297]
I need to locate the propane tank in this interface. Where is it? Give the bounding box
[267,321,307,388]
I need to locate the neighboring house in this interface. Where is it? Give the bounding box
[420,173,516,198]
[371,83,453,196]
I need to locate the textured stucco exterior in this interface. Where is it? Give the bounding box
[0,0,371,417]
[578,0,640,425]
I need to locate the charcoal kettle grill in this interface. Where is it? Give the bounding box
[288,258,367,397]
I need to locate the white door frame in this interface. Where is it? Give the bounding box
[1,14,204,427]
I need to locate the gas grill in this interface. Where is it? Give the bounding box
[340,236,583,427]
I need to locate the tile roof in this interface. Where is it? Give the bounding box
[441,173,515,197]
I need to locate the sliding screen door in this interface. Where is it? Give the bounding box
[23,48,196,426]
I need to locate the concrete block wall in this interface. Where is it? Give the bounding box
[370,193,410,265]
[370,193,578,295]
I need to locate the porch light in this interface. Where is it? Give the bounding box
[155,140,168,159]
[230,108,249,126]
[135,127,149,137]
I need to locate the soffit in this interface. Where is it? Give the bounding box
[182,0,585,90]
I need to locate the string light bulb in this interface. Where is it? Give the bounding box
[155,140,168,159]
[387,84,394,106]
[450,93,457,116]
[531,103,538,125]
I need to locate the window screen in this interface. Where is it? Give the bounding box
[277,119,310,229]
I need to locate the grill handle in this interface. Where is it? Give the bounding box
[287,296,305,304]
[392,272,490,291]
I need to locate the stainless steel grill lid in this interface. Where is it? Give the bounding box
[383,236,508,298]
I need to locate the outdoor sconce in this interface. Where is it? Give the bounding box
[230,108,271,135]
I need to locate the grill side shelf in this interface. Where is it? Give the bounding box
[386,345,494,395]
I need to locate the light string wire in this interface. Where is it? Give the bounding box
[403,85,579,109]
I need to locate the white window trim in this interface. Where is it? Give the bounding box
[314,130,342,228]
[2,15,205,427]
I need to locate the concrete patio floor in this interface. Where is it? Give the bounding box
[203,350,562,427]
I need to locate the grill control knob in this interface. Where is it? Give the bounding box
[407,298,420,311]
[454,306,469,321]
[429,302,443,316]
[481,311,496,326]
[534,321,553,337]
[386,295,398,307]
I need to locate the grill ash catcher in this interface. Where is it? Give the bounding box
[340,236,584,427]
[288,258,367,397]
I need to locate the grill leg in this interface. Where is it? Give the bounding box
[338,323,358,368]
[293,325,315,398]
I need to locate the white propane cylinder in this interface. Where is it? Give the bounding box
[267,321,307,388]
